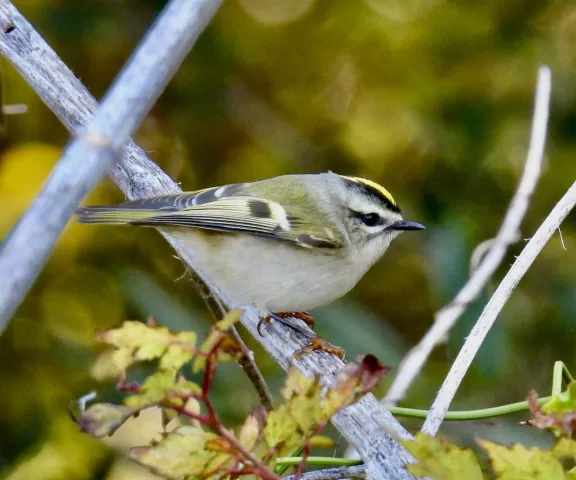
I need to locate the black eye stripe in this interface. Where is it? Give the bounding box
[352,211,385,227]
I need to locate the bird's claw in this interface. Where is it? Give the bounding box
[293,337,345,360]
[274,311,315,329]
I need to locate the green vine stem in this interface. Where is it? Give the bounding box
[276,362,574,472]
[388,397,550,420]
[276,457,363,468]
[552,361,573,396]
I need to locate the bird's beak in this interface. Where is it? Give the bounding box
[390,220,426,231]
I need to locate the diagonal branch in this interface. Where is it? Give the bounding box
[422,179,576,435]
[0,3,417,479]
[283,465,366,480]
[383,66,552,405]
[0,0,223,329]
[0,0,273,418]
[421,66,558,435]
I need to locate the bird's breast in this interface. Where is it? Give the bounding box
[164,227,368,313]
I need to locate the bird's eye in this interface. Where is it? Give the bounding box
[359,212,382,227]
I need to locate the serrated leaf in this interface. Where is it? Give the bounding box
[401,432,483,480]
[171,379,202,397]
[96,321,195,372]
[478,439,565,480]
[90,349,125,380]
[160,331,197,370]
[323,354,389,417]
[133,371,201,406]
[264,405,299,449]
[543,382,576,414]
[205,436,234,454]
[238,412,263,451]
[140,370,178,402]
[129,426,228,478]
[111,348,134,372]
[78,403,139,438]
[192,310,243,372]
[552,437,576,459]
[322,388,351,418]
[281,368,316,401]
[289,393,324,433]
[124,395,153,409]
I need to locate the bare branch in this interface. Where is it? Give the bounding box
[0,0,223,330]
[0,2,417,478]
[283,465,366,480]
[422,180,576,435]
[188,268,275,410]
[384,66,552,405]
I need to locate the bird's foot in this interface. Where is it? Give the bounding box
[258,312,315,337]
[274,311,315,329]
[257,316,271,336]
[294,336,345,360]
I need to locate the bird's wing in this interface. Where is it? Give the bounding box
[76,183,343,250]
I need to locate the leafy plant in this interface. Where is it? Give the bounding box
[401,374,576,480]
[72,309,389,479]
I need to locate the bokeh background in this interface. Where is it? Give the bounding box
[0,0,575,478]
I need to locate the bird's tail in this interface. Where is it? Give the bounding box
[75,206,159,225]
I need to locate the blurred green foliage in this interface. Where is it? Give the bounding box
[0,0,575,478]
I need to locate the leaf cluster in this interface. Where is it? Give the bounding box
[74,309,389,479]
[403,381,576,479]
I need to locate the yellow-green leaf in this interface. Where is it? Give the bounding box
[129,426,226,478]
[542,382,576,415]
[192,310,243,372]
[159,331,197,370]
[552,437,576,459]
[238,412,262,451]
[478,439,565,480]
[288,393,323,433]
[281,368,316,401]
[264,405,299,449]
[96,321,195,372]
[140,370,178,402]
[124,395,152,409]
[401,432,483,480]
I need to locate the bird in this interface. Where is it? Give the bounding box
[76,171,425,358]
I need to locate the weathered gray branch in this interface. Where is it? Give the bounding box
[421,66,558,436]
[0,2,416,478]
[384,66,552,405]
[283,465,366,480]
[0,0,224,328]
[422,180,576,435]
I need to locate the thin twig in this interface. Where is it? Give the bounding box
[0,3,417,478]
[422,181,576,435]
[0,0,224,331]
[283,465,366,480]
[188,268,275,411]
[201,342,281,480]
[383,66,552,405]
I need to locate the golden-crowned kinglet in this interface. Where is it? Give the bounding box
[77,172,424,343]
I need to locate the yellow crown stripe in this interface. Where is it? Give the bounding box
[341,176,397,206]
